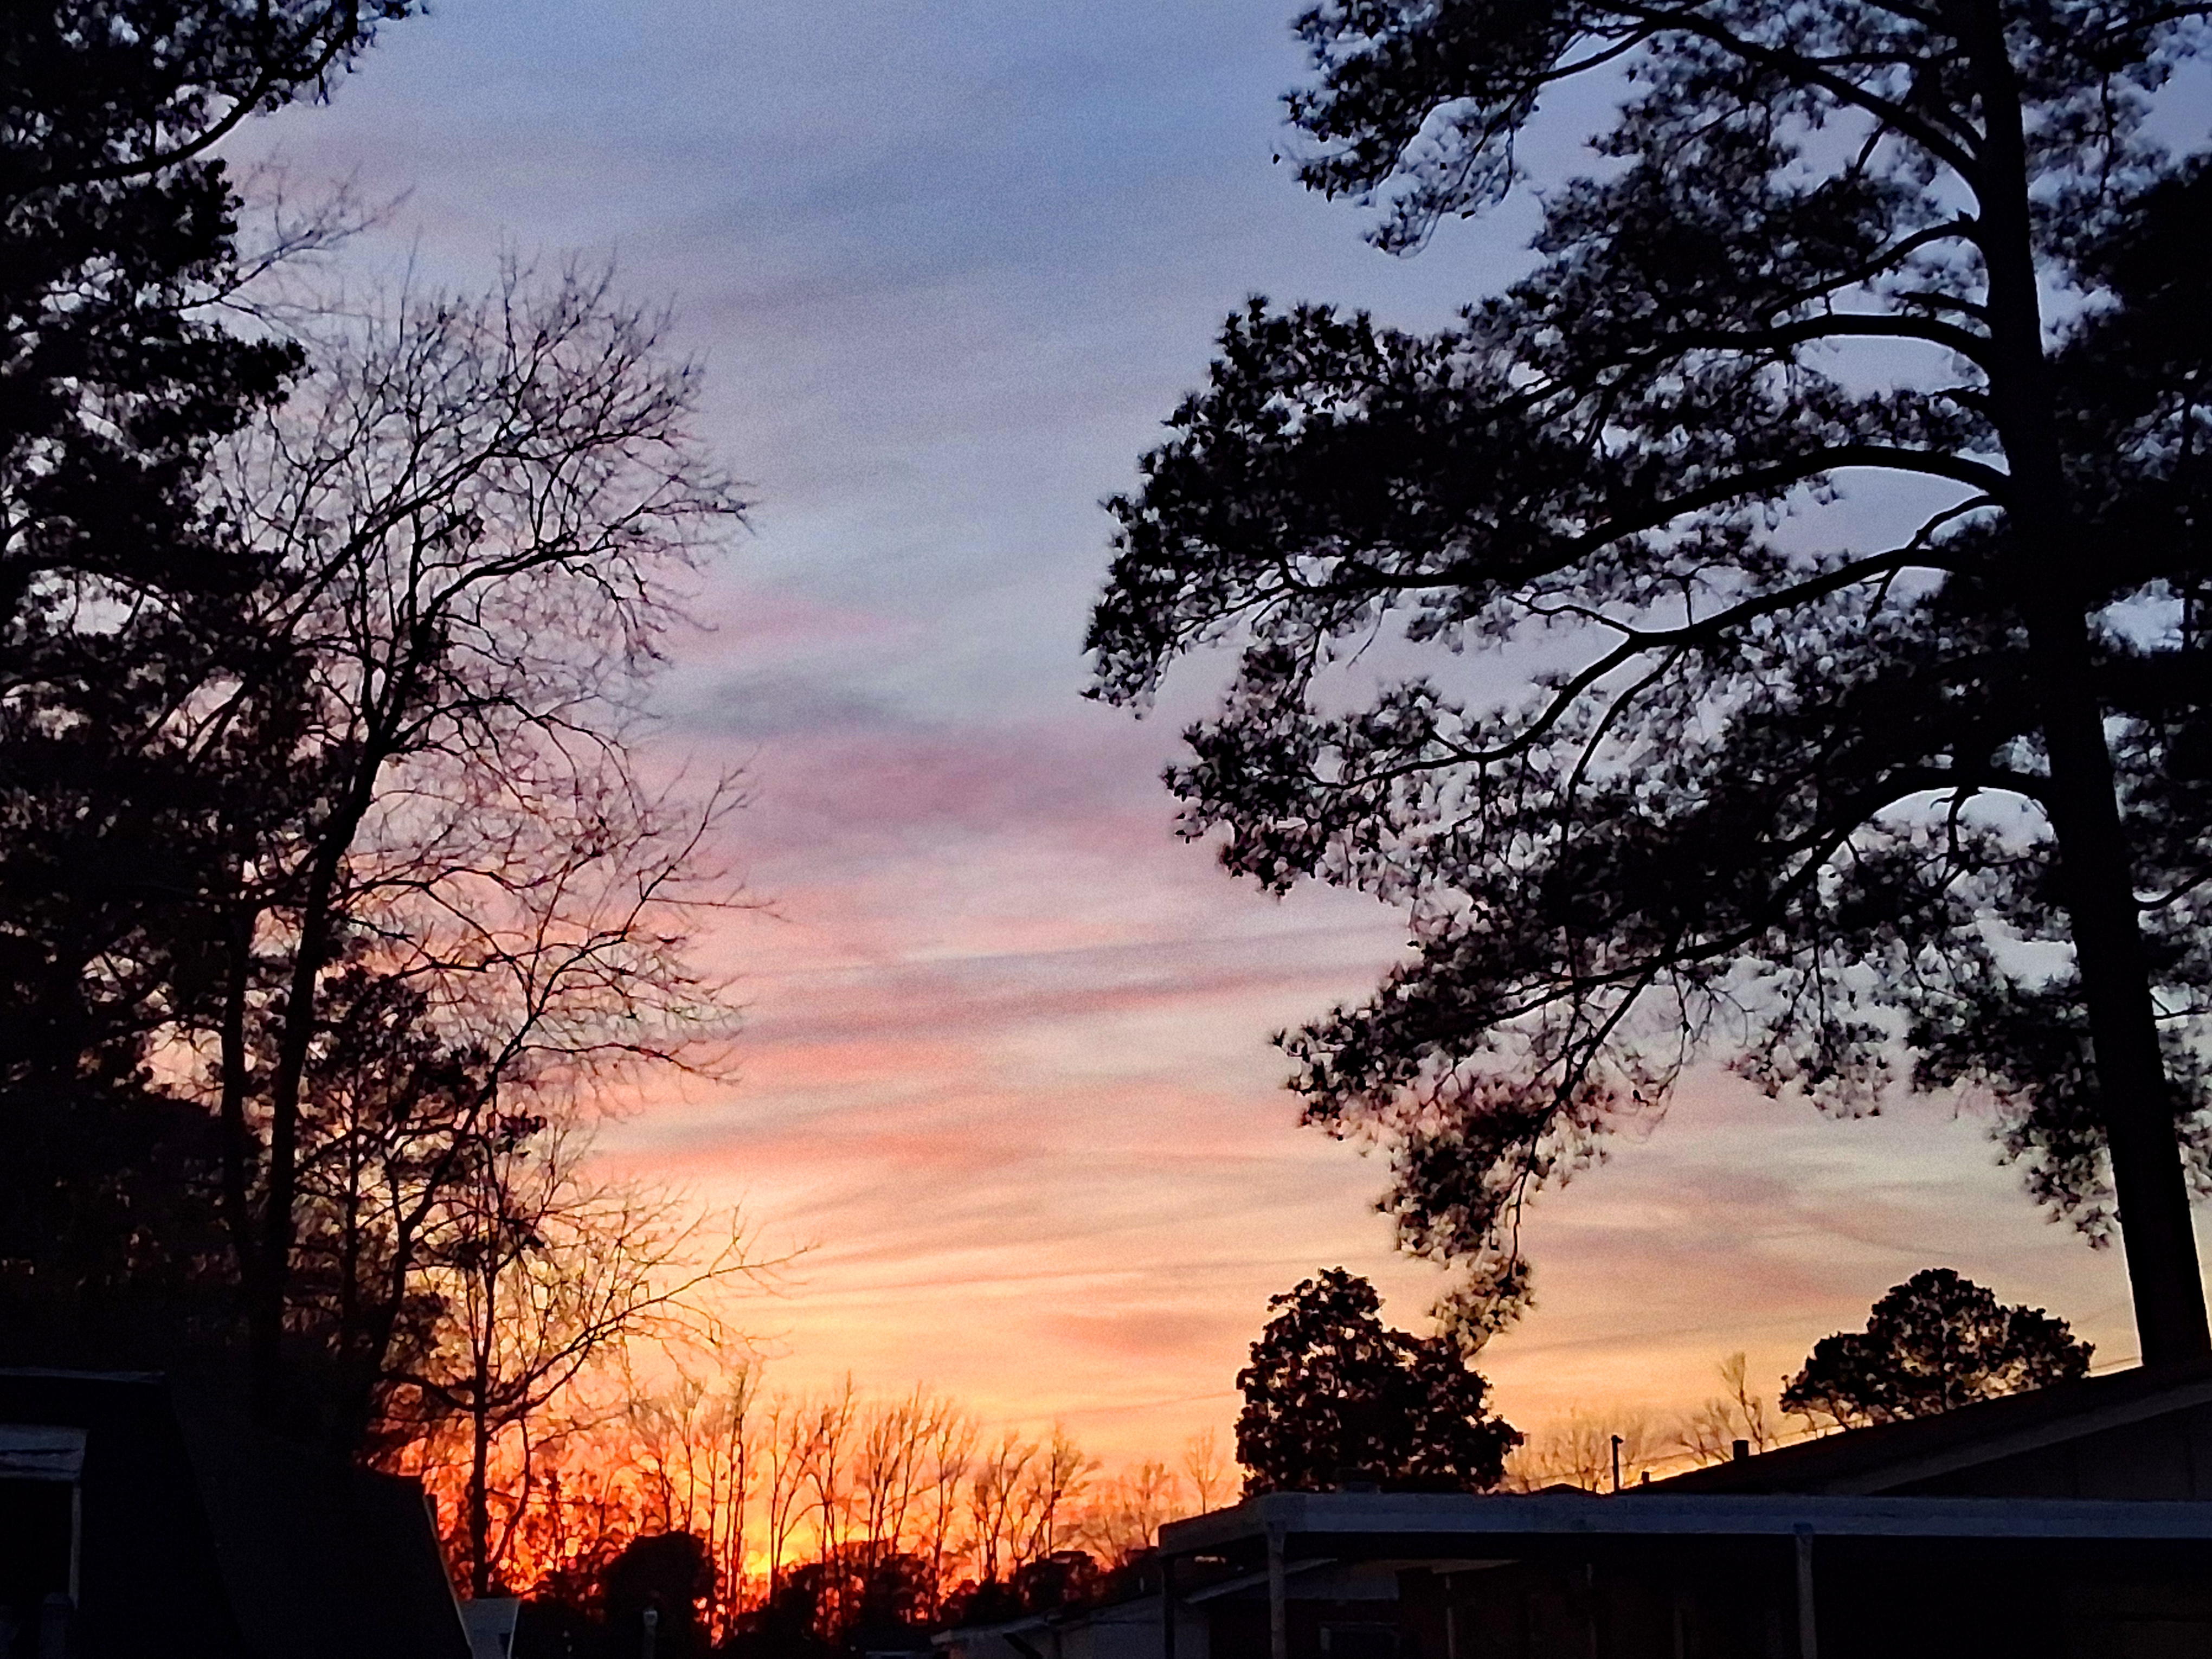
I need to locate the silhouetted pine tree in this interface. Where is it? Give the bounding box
[1090,1,2212,1360]
[1236,1269,1519,1493]
[0,1,410,1360]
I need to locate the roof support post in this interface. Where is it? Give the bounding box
[1268,1523,1288,1659]
[1793,1525,1817,1659]
[1160,1549,1176,1659]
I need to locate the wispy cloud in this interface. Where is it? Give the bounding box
[230,0,2162,1463]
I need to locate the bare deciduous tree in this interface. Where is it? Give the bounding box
[1012,1426,1097,1567]
[919,1406,978,1616]
[965,1431,1037,1588]
[1507,1409,1667,1494]
[199,260,745,1425]
[799,1378,862,1572]
[1079,1460,1185,1567]
[388,1121,756,1596]
[761,1393,819,1604]
[1681,1353,1781,1468]
[621,1338,764,1630]
[1181,1426,1229,1515]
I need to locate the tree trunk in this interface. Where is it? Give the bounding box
[216,905,261,1317]
[249,843,343,1420]
[249,750,385,1422]
[470,1385,494,1598]
[1964,0,2209,1361]
[2030,610,2209,1361]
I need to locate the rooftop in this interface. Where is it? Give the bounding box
[1649,1355,2212,1496]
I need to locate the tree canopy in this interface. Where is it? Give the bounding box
[1236,1268,1520,1493]
[0,0,414,1359]
[1782,1268,2093,1427]
[1089,0,2212,1358]
[1,5,750,1457]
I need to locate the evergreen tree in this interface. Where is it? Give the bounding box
[1782,1268,2093,1426]
[1236,1268,1519,1494]
[1090,1,2212,1358]
[0,2,410,1355]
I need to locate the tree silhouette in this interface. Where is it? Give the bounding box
[1182,1426,1230,1513]
[201,263,744,1425]
[0,0,413,1359]
[1236,1268,1519,1494]
[1783,1268,2093,1429]
[600,1531,714,1659]
[387,1121,754,1597]
[1089,1,2212,1360]
[1680,1353,1779,1467]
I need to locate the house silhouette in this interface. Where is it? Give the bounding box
[949,1361,2212,1659]
[0,1369,471,1659]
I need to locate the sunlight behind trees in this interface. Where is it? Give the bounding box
[9,3,2207,1655]
[392,1359,1227,1647]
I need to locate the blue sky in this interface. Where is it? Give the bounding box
[232,0,2178,1465]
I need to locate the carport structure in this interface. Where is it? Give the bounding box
[1156,1489,2212,1659]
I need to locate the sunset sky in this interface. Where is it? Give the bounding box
[232,0,2185,1472]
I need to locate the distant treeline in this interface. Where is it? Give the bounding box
[396,1363,1236,1651]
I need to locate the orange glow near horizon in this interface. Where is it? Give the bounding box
[581,691,2168,1481]
[223,0,2197,1545]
